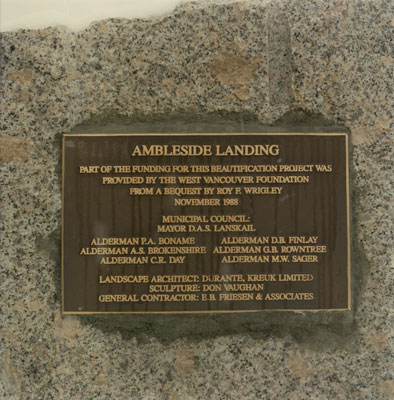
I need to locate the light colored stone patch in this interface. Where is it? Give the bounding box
[175,348,195,377]
[210,51,258,86]
[232,38,247,55]
[5,69,33,83]
[0,328,19,345]
[176,85,189,97]
[367,332,388,352]
[94,372,108,386]
[0,136,30,163]
[64,68,83,83]
[20,88,30,103]
[52,314,82,343]
[287,352,313,379]
[27,299,45,312]
[98,21,109,33]
[381,56,394,67]
[327,3,346,14]
[374,114,392,134]
[55,364,73,376]
[234,86,250,100]
[89,105,99,114]
[169,389,180,400]
[0,350,21,396]
[351,125,373,146]
[162,77,176,88]
[377,380,394,398]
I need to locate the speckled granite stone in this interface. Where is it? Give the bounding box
[0,0,393,399]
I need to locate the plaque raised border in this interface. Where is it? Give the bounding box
[62,132,351,314]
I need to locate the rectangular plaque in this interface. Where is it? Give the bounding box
[62,133,351,314]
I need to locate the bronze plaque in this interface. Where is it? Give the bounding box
[62,133,351,314]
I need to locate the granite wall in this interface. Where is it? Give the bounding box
[1,0,393,399]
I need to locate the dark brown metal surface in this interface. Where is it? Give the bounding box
[62,133,350,313]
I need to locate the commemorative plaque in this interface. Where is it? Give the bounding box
[62,133,350,314]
